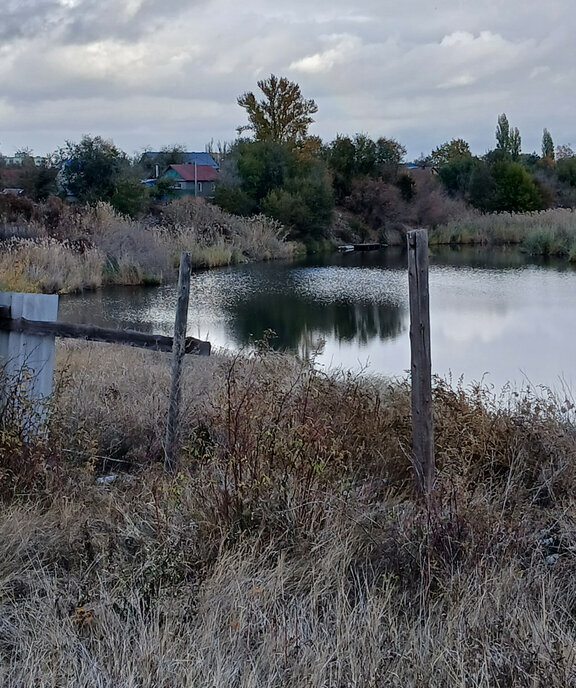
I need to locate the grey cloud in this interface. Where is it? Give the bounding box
[0,0,575,158]
[1,0,196,45]
[57,0,195,44]
[1,0,63,41]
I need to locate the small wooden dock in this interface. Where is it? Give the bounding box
[338,243,382,252]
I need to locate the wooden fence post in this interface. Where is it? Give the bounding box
[407,229,435,497]
[0,292,59,432]
[165,252,192,472]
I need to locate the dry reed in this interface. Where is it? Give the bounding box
[0,198,294,294]
[1,342,576,685]
[431,208,576,260]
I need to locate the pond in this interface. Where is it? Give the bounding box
[58,246,576,393]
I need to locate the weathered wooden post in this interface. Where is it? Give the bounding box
[407,229,435,497]
[0,292,59,431]
[165,252,192,472]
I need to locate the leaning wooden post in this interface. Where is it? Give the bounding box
[407,229,435,497]
[165,252,192,472]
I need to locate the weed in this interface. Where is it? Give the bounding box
[1,343,576,684]
[0,198,294,293]
[431,208,576,260]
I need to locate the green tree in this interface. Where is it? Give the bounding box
[430,138,472,167]
[261,169,333,240]
[353,134,378,175]
[324,134,406,201]
[468,162,497,212]
[510,128,521,161]
[110,178,149,217]
[237,75,318,145]
[541,128,555,161]
[437,156,477,197]
[495,113,510,153]
[213,185,256,215]
[21,162,58,201]
[58,135,128,203]
[396,173,416,202]
[149,176,178,203]
[521,152,541,170]
[324,135,357,201]
[375,137,406,180]
[236,140,293,202]
[215,139,333,239]
[557,156,576,187]
[495,113,521,161]
[492,161,542,212]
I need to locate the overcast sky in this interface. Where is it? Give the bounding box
[1,0,574,160]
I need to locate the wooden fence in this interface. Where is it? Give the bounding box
[0,253,209,467]
[0,305,210,355]
[2,242,435,494]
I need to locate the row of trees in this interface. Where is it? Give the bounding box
[2,75,576,239]
[0,139,189,216]
[218,77,576,238]
[427,115,576,213]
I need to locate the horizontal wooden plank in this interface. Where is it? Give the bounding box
[0,308,210,356]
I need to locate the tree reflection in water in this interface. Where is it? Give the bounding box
[58,245,576,388]
[226,291,404,354]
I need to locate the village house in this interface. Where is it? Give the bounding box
[140,151,220,198]
[140,151,218,170]
[162,163,219,198]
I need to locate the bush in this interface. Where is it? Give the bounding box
[213,185,256,216]
[492,161,543,212]
[110,179,150,218]
[2,345,576,684]
[0,193,34,222]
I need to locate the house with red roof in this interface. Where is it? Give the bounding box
[162,163,219,198]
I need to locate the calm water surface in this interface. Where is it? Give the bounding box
[58,247,576,392]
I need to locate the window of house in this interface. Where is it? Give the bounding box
[197,182,203,193]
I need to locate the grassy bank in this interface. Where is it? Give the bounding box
[0,198,295,294]
[431,208,576,260]
[2,342,576,685]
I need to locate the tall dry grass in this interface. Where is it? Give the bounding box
[2,342,576,685]
[160,197,294,267]
[0,198,294,293]
[431,208,576,260]
[82,203,172,285]
[0,237,104,293]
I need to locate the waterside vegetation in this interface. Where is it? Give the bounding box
[1,342,576,685]
[0,197,293,294]
[3,80,576,292]
[431,208,576,261]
